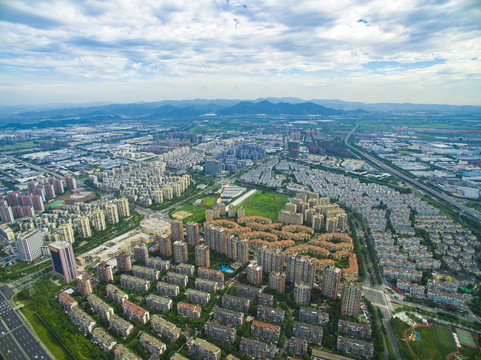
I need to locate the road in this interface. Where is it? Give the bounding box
[344,125,481,223]
[8,156,63,180]
[0,285,53,360]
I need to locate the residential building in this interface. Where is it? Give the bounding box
[337,336,374,359]
[222,294,250,312]
[158,235,173,257]
[186,222,200,246]
[91,209,106,231]
[49,241,78,282]
[257,292,274,306]
[257,246,284,274]
[96,261,114,283]
[186,338,221,360]
[185,289,211,306]
[293,321,323,344]
[75,216,92,238]
[109,314,134,337]
[105,203,119,224]
[114,344,140,360]
[123,300,150,325]
[257,305,285,324]
[92,327,116,352]
[68,306,96,335]
[146,294,173,313]
[235,283,262,301]
[213,306,244,326]
[289,337,308,356]
[57,223,74,243]
[171,220,184,242]
[145,257,170,271]
[338,320,372,340]
[299,307,329,326]
[195,244,210,268]
[116,251,132,272]
[151,315,181,342]
[226,236,250,263]
[132,265,160,281]
[165,272,188,287]
[17,230,43,262]
[251,320,281,342]
[321,267,341,299]
[286,254,316,288]
[204,322,236,344]
[247,262,263,285]
[77,275,92,296]
[204,225,227,254]
[176,263,195,276]
[120,274,150,292]
[177,302,202,320]
[57,291,78,312]
[88,294,114,321]
[106,284,128,304]
[116,197,130,217]
[157,281,180,297]
[195,278,219,293]
[269,272,286,293]
[341,283,362,317]
[134,244,149,263]
[198,267,224,286]
[239,337,276,359]
[173,241,188,264]
[294,282,311,305]
[139,332,166,357]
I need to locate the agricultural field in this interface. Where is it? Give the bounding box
[238,191,289,221]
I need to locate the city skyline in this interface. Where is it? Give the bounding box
[1,0,480,106]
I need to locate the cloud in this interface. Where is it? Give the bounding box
[0,0,480,104]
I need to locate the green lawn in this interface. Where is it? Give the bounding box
[202,196,217,207]
[177,205,206,223]
[238,191,289,221]
[433,325,455,349]
[408,325,457,360]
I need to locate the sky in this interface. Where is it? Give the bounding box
[1,0,480,106]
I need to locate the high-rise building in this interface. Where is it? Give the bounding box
[44,183,56,199]
[75,216,91,238]
[294,283,311,305]
[269,272,286,293]
[247,262,263,285]
[321,268,341,299]
[226,236,249,264]
[0,206,14,223]
[171,220,184,242]
[186,222,200,246]
[341,283,362,317]
[50,241,78,282]
[58,223,75,243]
[195,244,210,268]
[257,246,284,274]
[116,198,130,217]
[158,235,172,257]
[97,261,114,283]
[53,179,64,195]
[204,225,227,254]
[105,204,119,224]
[65,176,77,190]
[134,244,149,263]
[153,189,163,204]
[286,255,316,288]
[91,209,106,231]
[173,241,188,264]
[205,159,223,176]
[77,274,92,296]
[116,251,132,273]
[16,230,43,262]
[237,206,245,218]
[31,195,44,212]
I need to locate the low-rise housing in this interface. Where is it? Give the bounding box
[69,306,96,335]
[185,289,211,306]
[157,281,180,297]
[106,284,128,304]
[257,292,274,306]
[109,314,134,338]
[145,257,171,271]
[132,265,160,281]
[139,332,166,356]
[198,267,224,286]
[235,283,262,301]
[204,321,237,344]
[57,291,78,312]
[92,327,117,352]
[114,344,140,360]
[177,301,202,320]
[289,337,308,356]
[299,307,329,326]
[146,294,173,313]
[176,263,195,276]
[293,321,323,344]
[88,294,114,321]
[239,337,276,359]
[213,306,244,327]
[195,278,219,293]
[165,272,188,287]
[151,314,181,342]
[257,305,285,324]
[251,320,281,342]
[338,320,372,340]
[186,338,221,360]
[120,274,150,292]
[122,300,150,325]
[337,336,374,359]
[222,294,250,312]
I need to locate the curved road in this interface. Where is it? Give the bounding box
[344,125,481,223]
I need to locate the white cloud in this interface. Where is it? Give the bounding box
[0,0,480,104]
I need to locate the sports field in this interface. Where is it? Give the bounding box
[202,196,217,207]
[456,328,477,348]
[406,324,457,360]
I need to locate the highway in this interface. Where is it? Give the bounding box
[0,286,53,360]
[344,125,481,223]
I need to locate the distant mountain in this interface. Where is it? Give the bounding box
[217,100,342,115]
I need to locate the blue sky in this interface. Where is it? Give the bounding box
[0,0,480,105]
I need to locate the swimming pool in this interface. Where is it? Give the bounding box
[218,264,234,273]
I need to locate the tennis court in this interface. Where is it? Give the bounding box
[456,328,477,348]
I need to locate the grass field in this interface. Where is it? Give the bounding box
[176,205,206,223]
[433,325,456,349]
[408,325,457,360]
[238,191,289,221]
[202,196,217,207]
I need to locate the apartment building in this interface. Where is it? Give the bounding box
[139,332,166,356]
[222,294,250,312]
[116,251,132,272]
[293,321,323,344]
[338,320,372,340]
[251,320,281,342]
[289,337,308,356]
[156,281,180,297]
[257,246,284,274]
[186,222,200,246]
[186,338,221,360]
[145,257,170,271]
[120,274,150,292]
[177,302,202,320]
[96,261,114,283]
[185,289,211,306]
[204,321,236,344]
[195,278,219,293]
[257,292,274,306]
[198,267,224,285]
[176,263,195,276]
[68,306,96,335]
[151,315,181,342]
[195,244,210,268]
[165,272,188,287]
[134,244,149,263]
[132,265,160,282]
[235,283,262,301]
[146,294,173,313]
[114,344,140,360]
[247,262,263,285]
[92,327,117,352]
[57,291,78,312]
[294,282,311,305]
[158,235,173,257]
[299,307,329,326]
[213,306,244,327]
[173,241,188,264]
[106,284,128,304]
[239,337,276,359]
[337,336,374,359]
[122,300,150,325]
[109,314,134,338]
[88,294,114,321]
[269,272,286,293]
[257,305,285,324]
